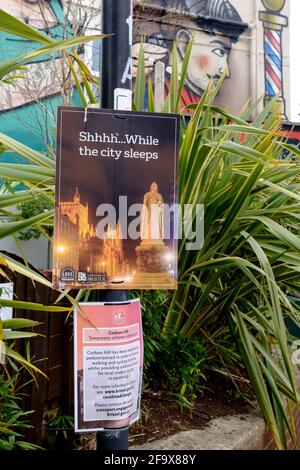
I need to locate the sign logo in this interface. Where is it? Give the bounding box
[78,272,87,282]
[60,268,74,282]
[113,310,126,324]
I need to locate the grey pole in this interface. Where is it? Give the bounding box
[96,0,133,451]
[101,0,132,109]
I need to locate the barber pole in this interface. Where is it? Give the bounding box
[259,0,288,119]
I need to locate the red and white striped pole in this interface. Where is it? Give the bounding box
[259,0,288,119]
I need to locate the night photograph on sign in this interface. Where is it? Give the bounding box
[53,107,179,290]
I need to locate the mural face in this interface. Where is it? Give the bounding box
[176,23,232,95]
[133,0,247,108]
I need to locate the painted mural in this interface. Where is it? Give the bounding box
[133,0,291,119]
[0,1,102,151]
[0,0,69,111]
[0,0,293,146]
[0,0,71,157]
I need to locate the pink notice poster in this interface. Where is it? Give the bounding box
[74,299,143,432]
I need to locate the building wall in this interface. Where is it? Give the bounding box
[217,0,290,120]
[0,0,293,149]
[289,0,300,123]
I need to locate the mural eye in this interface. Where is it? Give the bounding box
[212,48,226,58]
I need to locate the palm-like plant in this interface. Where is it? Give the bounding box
[0,8,107,448]
[134,44,300,449]
[171,96,300,450]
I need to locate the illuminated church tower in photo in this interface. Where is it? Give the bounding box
[60,187,94,238]
[58,188,128,283]
[59,188,99,275]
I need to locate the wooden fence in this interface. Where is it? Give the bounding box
[0,252,74,446]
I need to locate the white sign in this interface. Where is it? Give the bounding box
[74,300,143,432]
[83,341,140,422]
[114,88,132,111]
[0,283,14,321]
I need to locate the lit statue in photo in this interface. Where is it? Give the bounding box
[140,182,164,244]
[135,182,174,286]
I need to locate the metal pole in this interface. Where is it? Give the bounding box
[95,288,130,451]
[101,0,132,109]
[97,427,129,451]
[96,0,133,451]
